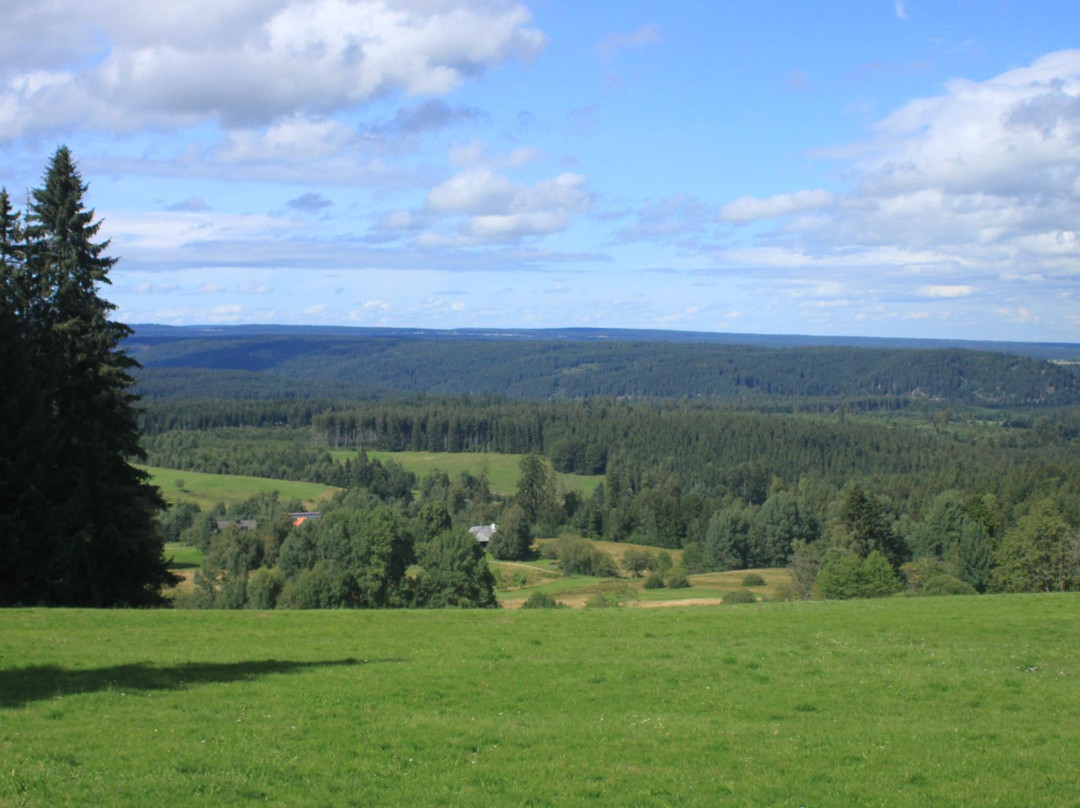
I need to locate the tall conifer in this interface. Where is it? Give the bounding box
[0,148,173,605]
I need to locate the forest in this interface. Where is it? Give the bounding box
[141,337,1080,609]
[129,327,1080,406]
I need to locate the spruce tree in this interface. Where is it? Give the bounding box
[0,148,173,606]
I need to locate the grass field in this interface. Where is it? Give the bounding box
[164,544,204,570]
[138,466,341,511]
[330,449,602,496]
[494,567,790,608]
[2,595,1078,806]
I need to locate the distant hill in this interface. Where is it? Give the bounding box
[127,324,1080,407]
[129,323,1080,360]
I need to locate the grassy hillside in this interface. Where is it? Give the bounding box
[3,596,1078,806]
[139,465,341,510]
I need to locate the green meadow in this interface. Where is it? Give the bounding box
[138,465,341,510]
[3,595,1078,807]
[331,449,602,496]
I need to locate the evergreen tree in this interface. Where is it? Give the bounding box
[0,148,173,606]
[515,452,554,528]
[837,483,907,568]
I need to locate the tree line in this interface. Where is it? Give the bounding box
[128,331,1080,406]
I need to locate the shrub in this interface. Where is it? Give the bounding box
[643,571,666,589]
[585,585,637,609]
[667,570,691,589]
[815,550,902,600]
[723,589,757,604]
[558,537,619,578]
[247,567,286,610]
[919,575,978,597]
[585,591,621,608]
[522,591,563,609]
[742,573,766,587]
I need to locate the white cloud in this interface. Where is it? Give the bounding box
[209,304,245,321]
[105,210,294,253]
[0,0,546,139]
[423,169,591,243]
[920,285,975,298]
[718,190,836,223]
[718,49,1080,309]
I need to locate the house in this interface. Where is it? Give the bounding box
[290,512,323,527]
[469,523,498,546]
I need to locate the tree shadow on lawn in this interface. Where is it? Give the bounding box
[0,657,402,708]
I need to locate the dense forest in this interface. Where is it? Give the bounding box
[146,387,1080,608]
[135,326,1080,608]
[129,328,1080,407]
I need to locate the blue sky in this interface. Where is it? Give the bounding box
[2,0,1079,341]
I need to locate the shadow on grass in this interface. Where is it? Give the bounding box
[0,657,398,708]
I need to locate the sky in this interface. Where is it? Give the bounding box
[2,1,1079,342]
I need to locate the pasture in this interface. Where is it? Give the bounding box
[2,595,1078,806]
[331,449,602,496]
[138,465,341,511]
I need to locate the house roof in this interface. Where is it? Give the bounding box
[469,524,498,543]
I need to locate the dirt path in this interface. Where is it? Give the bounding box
[630,598,727,608]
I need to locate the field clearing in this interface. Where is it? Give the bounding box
[330,449,602,496]
[164,544,204,570]
[2,596,1078,806]
[138,465,341,510]
[496,543,772,607]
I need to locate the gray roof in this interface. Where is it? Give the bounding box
[468,524,498,543]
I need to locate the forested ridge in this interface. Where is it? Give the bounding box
[130,331,1080,407]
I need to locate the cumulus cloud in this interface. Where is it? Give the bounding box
[421,168,591,243]
[0,0,546,139]
[717,49,1080,322]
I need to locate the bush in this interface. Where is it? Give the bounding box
[643,571,666,589]
[919,575,978,597]
[585,585,637,609]
[723,589,757,604]
[558,537,619,578]
[742,573,766,587]
[815,550,902,600]
[247,567,286,610]
[522,591,563,609]
[667,570,691,589]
